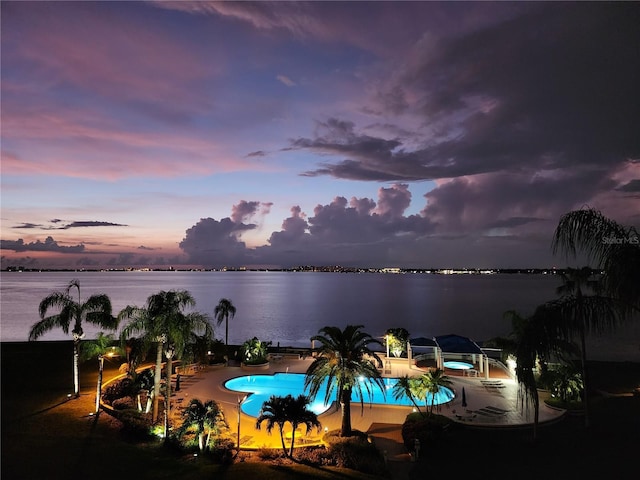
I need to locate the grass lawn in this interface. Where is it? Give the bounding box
[2,342,639,479]
[0,341,384,480]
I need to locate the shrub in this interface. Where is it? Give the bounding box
[257,446,283,460]
[296,445,331,465]
[323,430,387,474]
[117,409,153,441]
[385,328,410,357]
[208,339,227,364]
[208,437,235,464]
[112,396,136,410]
[102,377,135,405]
[240,337,271,365]
[401,413,451,450]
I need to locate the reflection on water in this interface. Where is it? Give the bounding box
[2,271,637,361]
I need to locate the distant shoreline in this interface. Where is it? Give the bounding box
[2,267,592,274]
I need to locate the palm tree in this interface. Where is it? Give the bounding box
[552,207,640,311]
[537,267,622,427]
[119,290,212,424]
[122,336,146,377]
[392,375,424,416]
[132,368,155,413]
[240,337,270,365]
[214,298,236,348]
[385,328,410,357]
[421,368,452,414]
[29,279,117,398]
[177,398,224,452]
[255,395,289,456]
[495,309,551,440]
[256,394,321,458]
[500,309,577,440]
[80,332,122,414]
[548,364,584,404]
[304,325,384,437]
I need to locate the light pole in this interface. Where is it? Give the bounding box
[94,348,117,415]
[237,394,248,453]
[164,343,176,442]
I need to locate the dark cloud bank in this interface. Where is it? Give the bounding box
[179,4,639,269]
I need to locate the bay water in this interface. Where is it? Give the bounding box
[1,271,638,361]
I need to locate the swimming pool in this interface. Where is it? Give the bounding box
[224,373,455,417]
[443,361,474,370]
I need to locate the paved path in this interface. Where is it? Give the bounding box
[168,356,566,458]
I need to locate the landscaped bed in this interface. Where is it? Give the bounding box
[2,341,639,480]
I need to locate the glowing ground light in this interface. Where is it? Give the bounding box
[224,373,455,417]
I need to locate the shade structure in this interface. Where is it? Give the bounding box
[461,387,467,408]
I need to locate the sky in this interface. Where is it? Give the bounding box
[1,1,639,270]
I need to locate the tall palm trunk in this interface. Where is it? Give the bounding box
[576,290,590,428]
[340,388,352,436]
[205,428,212,451]
[153,341,162,422]
[532,389,539,440]
[164,355,173,442]
[289,427,297,458]
[95,355,104,413]
[279,426,287,455]
[73,338,81,397]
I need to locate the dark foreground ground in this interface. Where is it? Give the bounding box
[2,341,639,479]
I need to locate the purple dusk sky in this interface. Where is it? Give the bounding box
[1,1,638,270]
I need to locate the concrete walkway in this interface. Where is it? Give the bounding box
[168,356,565,457]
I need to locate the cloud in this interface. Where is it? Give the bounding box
[179,217,253,267]
[3,2,214,121]
[152,1,328,39]
[488,217,544,229]
[12,220,127,230]
[180,184,437,268]
[616,179,640,192]
[421,169,616,235]
[13,223,43,229]
[1,106,246,181]
[292,4,639,190]
[62,221,127,229]
[277,75,296,87]
[230,201,262,224]
[0,236,85,253]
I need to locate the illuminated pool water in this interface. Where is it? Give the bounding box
[224,373,455,417]
[443,361,474,370]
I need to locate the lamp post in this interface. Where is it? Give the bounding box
[237,395,248,453]
[164,343,175,442]
[95,348,117,415]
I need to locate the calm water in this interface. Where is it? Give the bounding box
[1,271,638,361]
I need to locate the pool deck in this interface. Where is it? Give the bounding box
[168,356,566,453]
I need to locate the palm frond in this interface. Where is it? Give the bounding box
[552,207,627,263]
[29,314,69,340]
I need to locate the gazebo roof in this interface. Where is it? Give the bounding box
[409,336,438,347]
[434,334,483,354]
